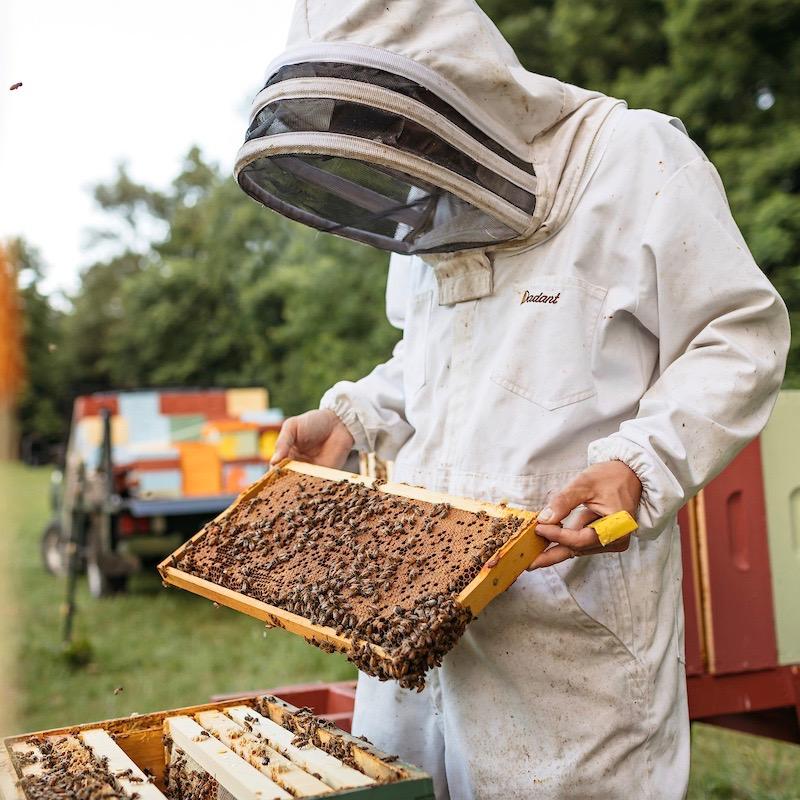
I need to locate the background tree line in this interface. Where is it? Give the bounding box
[16,0,800,457]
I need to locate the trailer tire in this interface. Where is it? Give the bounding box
[41,520,68,576]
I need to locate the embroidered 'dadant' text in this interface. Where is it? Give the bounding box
[521,290,560,305]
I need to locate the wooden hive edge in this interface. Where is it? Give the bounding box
[2,698,273,748]
[0,746,25,800]
[285,460,528,519]
[694,489,716,673]
[456,516,545,616]
[686,496,708,671]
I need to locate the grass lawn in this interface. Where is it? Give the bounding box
[2,462,800,797]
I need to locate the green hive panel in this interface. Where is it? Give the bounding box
[344,780,435,799]
[169,414,205,442]
[760,390,800,665]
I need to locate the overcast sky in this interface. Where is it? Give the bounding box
[0,0,295,296]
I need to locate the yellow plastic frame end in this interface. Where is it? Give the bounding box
[589,510,638,546]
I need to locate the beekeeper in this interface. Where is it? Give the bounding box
[239,1,790,797]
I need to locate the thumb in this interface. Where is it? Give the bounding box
[537,479,591,525]
[270,418,297,464]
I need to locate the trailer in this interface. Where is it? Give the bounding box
[41,388,282,598]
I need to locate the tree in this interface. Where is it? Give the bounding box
[11,240,68,459]
[478,0,800,383]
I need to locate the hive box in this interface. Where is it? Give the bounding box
[695,439,778,674]
[0,695,434,800]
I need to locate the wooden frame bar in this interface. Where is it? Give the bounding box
[1,743,40,800]
[678,501,706,675]
[79,728,167,799]
[16,736,121,798]
[165,715,291,800]
[226,706,374,791]
[194,710,333,796]
[257,695,421,785]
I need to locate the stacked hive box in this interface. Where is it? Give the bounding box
[678,390,800,676]
[0,696,433,800]
[69,389,283,499]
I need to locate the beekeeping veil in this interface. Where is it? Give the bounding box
[236,0,623,297]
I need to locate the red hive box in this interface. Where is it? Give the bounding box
[696,439,778,675]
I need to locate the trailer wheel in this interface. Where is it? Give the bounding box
[40,520,68,576]
[86,529,128,598]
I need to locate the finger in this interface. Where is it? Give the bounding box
[538,534,632,560]
[535,523,601,550]
[591,535,631,554]
[537,478,592,524]
[527,545,576,570]
[570,506,600,530]
[270,418,297,464]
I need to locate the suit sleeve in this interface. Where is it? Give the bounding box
[319,255,414,460]
[588,156,790,537]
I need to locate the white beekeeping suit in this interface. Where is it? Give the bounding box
[237,1,790,797]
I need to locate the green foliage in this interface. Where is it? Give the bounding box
[688,722,800,799]
[13,240,69,452]
[89,164,397,415]
[20,143,397,433]
[477,0,800,383]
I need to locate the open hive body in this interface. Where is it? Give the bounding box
[159,461,544,689]
[1,695,433,800]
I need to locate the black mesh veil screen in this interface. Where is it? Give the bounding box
[238,154,520,254]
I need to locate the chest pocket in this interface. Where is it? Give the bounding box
[403,289,433,396]
[489,276,607,411]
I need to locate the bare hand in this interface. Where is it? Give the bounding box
[528,461,642,570]
[270,409,355,469]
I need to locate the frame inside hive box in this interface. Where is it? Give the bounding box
[158,459,547,689]
[0,695,433,800]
